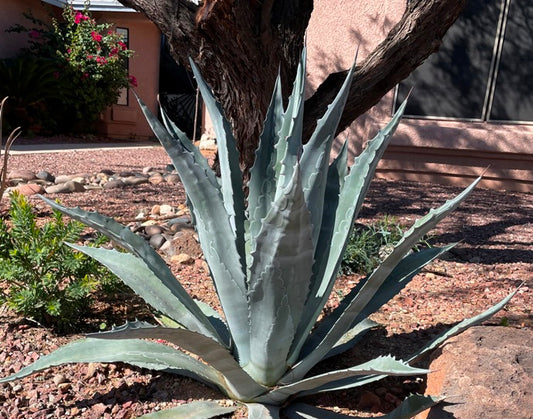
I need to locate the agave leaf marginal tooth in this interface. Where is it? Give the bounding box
[38,197,223,343]
[87,320,267,401]
[137,94,251,365]
[0,338,225,391]
[247,72,284,271]
[300,55,356,248]
[288,100,407,366]
[68,244,226,343]
[289,176,483,381]
[256,356,429,405]
[246,165,314,386]
[303,245,457,361]
[138,401,237,419]
[189,58,246,269]
[274,48,306,198]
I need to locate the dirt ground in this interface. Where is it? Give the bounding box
[0,145,531,418]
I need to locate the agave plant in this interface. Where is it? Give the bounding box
[0,51,517,418]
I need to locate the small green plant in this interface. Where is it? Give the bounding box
[6,4,134,133]
[0,97,21,202]
[0,192,118,330]
[341,215,433,275]
[0,51,518,418]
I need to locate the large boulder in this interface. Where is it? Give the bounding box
[418,326,533,418]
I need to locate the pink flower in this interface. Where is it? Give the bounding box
[96,56,108,65]
[128,75,138,87]
[118,41,127,51]
[91,31,103,42]
[109,47,119,56]
[74,11,89,24]
[29,30,41,39]
[87,54,93,59]
[81,72,89,80]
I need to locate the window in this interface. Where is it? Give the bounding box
[116,27,129,106]
[396,0,533,123]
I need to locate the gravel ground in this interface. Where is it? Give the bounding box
[0,144,531,418]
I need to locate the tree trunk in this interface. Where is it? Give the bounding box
[118,0,466,171]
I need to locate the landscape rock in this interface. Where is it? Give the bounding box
[148,173,164,185]
[7,169,36,182]
[123,175,149,186]
[418,326,533,419]
[171,253,194,265]
[149,234,166,250]
[14,183,45,196]
[36,170,55,182]
[45,181,85,194]
[164,173,180,184]
[102,179,126,189]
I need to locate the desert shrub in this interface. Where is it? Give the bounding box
[0,192,119,330]
[341,215,434,275]
[5,5,134,134]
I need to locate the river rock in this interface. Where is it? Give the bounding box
[7,169,36,181]
[417,326,533,419]
[102,179,125,189]
[46,181,85,194]
[14,183,45,196]
[36,170,55,182]
[148,173,164,185]
[123,175,149,186]
[171,253,194,265]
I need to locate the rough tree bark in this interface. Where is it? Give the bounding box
[118,0,466,171]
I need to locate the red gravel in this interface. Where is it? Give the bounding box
[0,145,531,417]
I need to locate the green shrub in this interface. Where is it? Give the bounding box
[0,51,517,418]
[5,5,134,134]
[341,215,433,275]
[0,192,118,330]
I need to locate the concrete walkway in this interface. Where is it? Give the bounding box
[8,141,161,155]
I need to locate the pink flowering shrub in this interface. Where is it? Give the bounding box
[4,6,135,133]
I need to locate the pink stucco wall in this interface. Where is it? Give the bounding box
[0,0,60,58]
[306,0,533,192]
[95,12,160,140]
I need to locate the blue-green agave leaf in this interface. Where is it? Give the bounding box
[311,177,482,362]
[275,48,306,197]
[300,55,356,247]
[409,287,520,363]
[259,356,429,405]
[136,94,251,366]
[159,104,216,186]
[189,58,246,265]
[305,245,457,361]
[292,176,481,378]
[39,197,222,343]
[0,338,224,390]
[246,166,314,385]
[247,73,284,259]
[285,394,443,418]
[139,401,236,419]
[87,320,267,400]
[246,403,281,419]
[322,318,379,361]
[289,100,407,365]
[69,244,226,343]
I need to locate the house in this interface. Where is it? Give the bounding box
[1,0,161,140]
[307,0,533,193]
[2,0,532,192]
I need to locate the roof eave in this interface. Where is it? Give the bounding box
[42,0,137,13]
